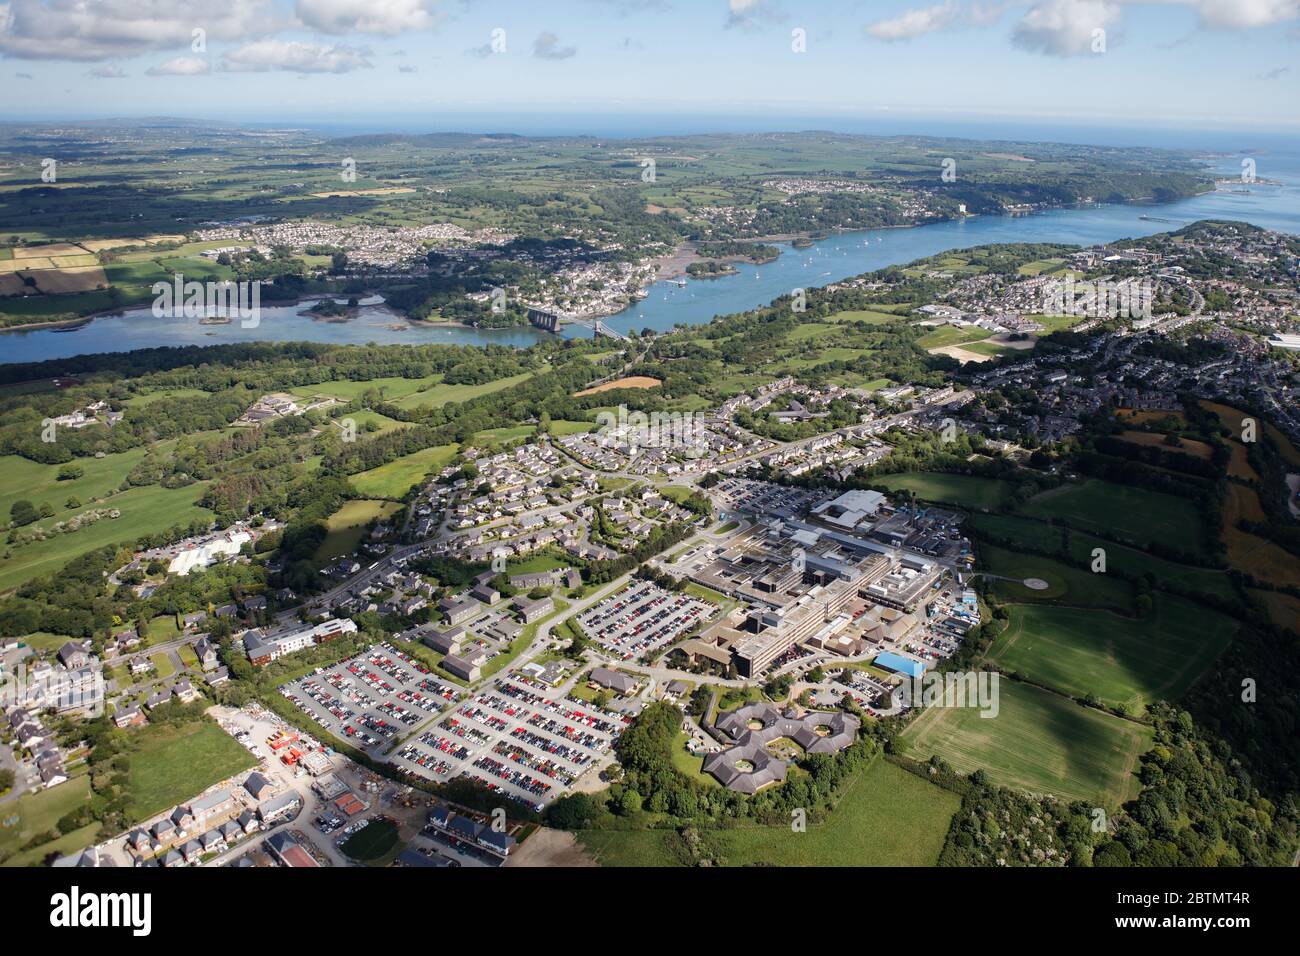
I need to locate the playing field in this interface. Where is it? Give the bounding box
[578,757,960,867]
[125,719,257,821]
[871,472,1011,510]
[989,595,1235,714]
[348,444,458,498]
[900,680,1152,806]
[1017,479,1206,555]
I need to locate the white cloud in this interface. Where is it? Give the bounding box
[223,39,373,73]
[0,0,272,60]
[533,31,577,60]
[147,56,210,75]
[1182,0,1300,29]
[726,0,783,29]
[293,0,443,37]
[1012,0,1120,56]
[89,63,126,77]
[867,2,961,40]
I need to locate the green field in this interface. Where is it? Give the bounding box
[916,325,994,350]
[392,371,536,411]
[1018,480,1206,555]
[124,719,258,821]
[900,680,1152,806]
[872,472,1011,510]
[348,444,458,498]
[980,543,1135,612]
[0,777,94,865]
[969,512,1240,604]
[289,376,438,402]
[0,480,212,592]
[989,595,1236,714]
[0,446,154,522]
[578,758,960,866]
[315,499,404,562]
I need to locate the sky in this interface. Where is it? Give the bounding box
[0,0,1298,132]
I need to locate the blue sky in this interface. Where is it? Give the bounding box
[1,0,1297,131]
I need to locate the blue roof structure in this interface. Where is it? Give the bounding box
[873,651,927,679]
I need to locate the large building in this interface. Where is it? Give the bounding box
[244,617,358,666]
[703,703,860,793]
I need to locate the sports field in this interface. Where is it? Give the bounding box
[348,444,458,498]
[578,757,960,867]
[988,595,1235,714]
[1017,479,1206,554]
[900,680,1152,806]
[872,472,1011,510]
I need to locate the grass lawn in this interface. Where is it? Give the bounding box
[872,472,1011,510]
[1017,479,1207,556]
[579,758,960,866]
[12,631,72,653]
[149,652,175,679]
[0,776,92,862]
[315,500,404,562]
[900,680,1152,807]
[349,444,458,498]
[125,719,257,822]
[989,595,1236,714]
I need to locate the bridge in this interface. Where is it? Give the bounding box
[527,305,628,341]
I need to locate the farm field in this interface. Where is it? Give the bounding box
[871,472,1011,510]
[989,595,1236,714]
[1017,479,1206,555]
[315,499,404,562]
[578,757,960,866]
[348,444,458,498]
[900,679,1152,806]
[124,719,258,822]
[1115,430,1214,460]
[1221,484,1300,588]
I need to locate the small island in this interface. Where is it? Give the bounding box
[308,296,361,320]
[686,260,739,278]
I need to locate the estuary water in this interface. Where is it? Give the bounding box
[3,150,1298,366]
